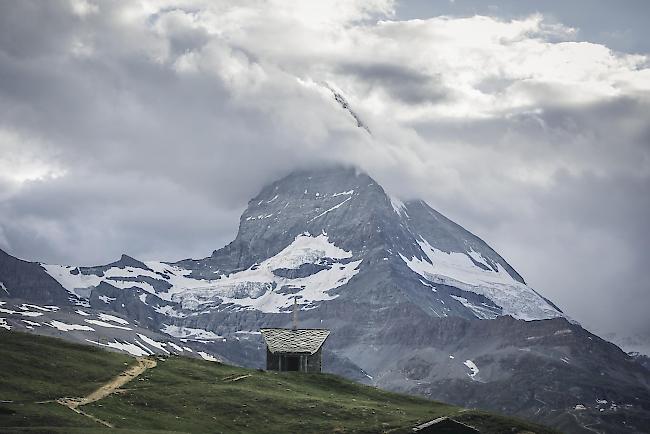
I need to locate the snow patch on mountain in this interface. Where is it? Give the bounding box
[450,295,499,320]
[41,264,102,297]
[138,333,168,354]
[43,260,214,303]
[42,232,362,316]
[98,313,129,324]
[162,324,224,341]
[389,195,409,217]
[401,239,562,320]
[308,197,353,222]
[1,305,47,318]
[331,190,354,197]
[86,338,150,357]
[47,320,95,332]
[464,359,480,380]
[85,319,132,330]
[176,233,361,313]
[198,351,219,362]
[22,319,41,327]
[266,233,352,269]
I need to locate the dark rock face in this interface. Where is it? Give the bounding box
[0,249,72,305]
[79,254,154,276]
[272,263,329,279]
[1,165,649,434]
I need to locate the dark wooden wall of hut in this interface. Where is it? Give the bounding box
[266,348,323,373]
[306,348,323,373]
[266,348,280,371]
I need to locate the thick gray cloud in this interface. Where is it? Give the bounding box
[337,62,449,104]
[0,0,648,348]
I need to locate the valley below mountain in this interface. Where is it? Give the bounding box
[0,330,561,433]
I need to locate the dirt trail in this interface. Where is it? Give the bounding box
[57,356,157,428]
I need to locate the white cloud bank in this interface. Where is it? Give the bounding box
[0,0,648,340]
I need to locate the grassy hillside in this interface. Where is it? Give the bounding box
[0,330,558,433]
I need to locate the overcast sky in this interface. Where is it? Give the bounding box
[0,1,648,344]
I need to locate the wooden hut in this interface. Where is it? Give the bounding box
[259,328,330,373]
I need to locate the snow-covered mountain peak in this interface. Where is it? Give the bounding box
[37,165,563,322]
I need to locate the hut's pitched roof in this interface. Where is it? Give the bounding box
[260,328,330,354]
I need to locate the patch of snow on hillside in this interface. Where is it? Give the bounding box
[307,197,352,222]
[0,281,8,294]
[144,262,217,301]
[104,278,157,294]
[98,313,129,325]
[133,339,154,355]
[178,258,361,313]
[246,213,274,221]
[464,360,479,380]
[0,318,10,330]
[48,320,95,332]
[266,233,352,270]
[19,304,57,312]
[98,295,115,304]
[41,264,102,297]
[86,339,149,357]
[162,324,224,341]
[450,295,499,319]
[167,342,184,352]
[43,262,175,300]
[405,239,518,287]
[84,319,132,330]
[198,351,218,361]
[401,239,562,321]
[76,310,90,316]
[0,303,50,318]
[22,320,41,327]
[137,333,169,354]
[331,190,354,197]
